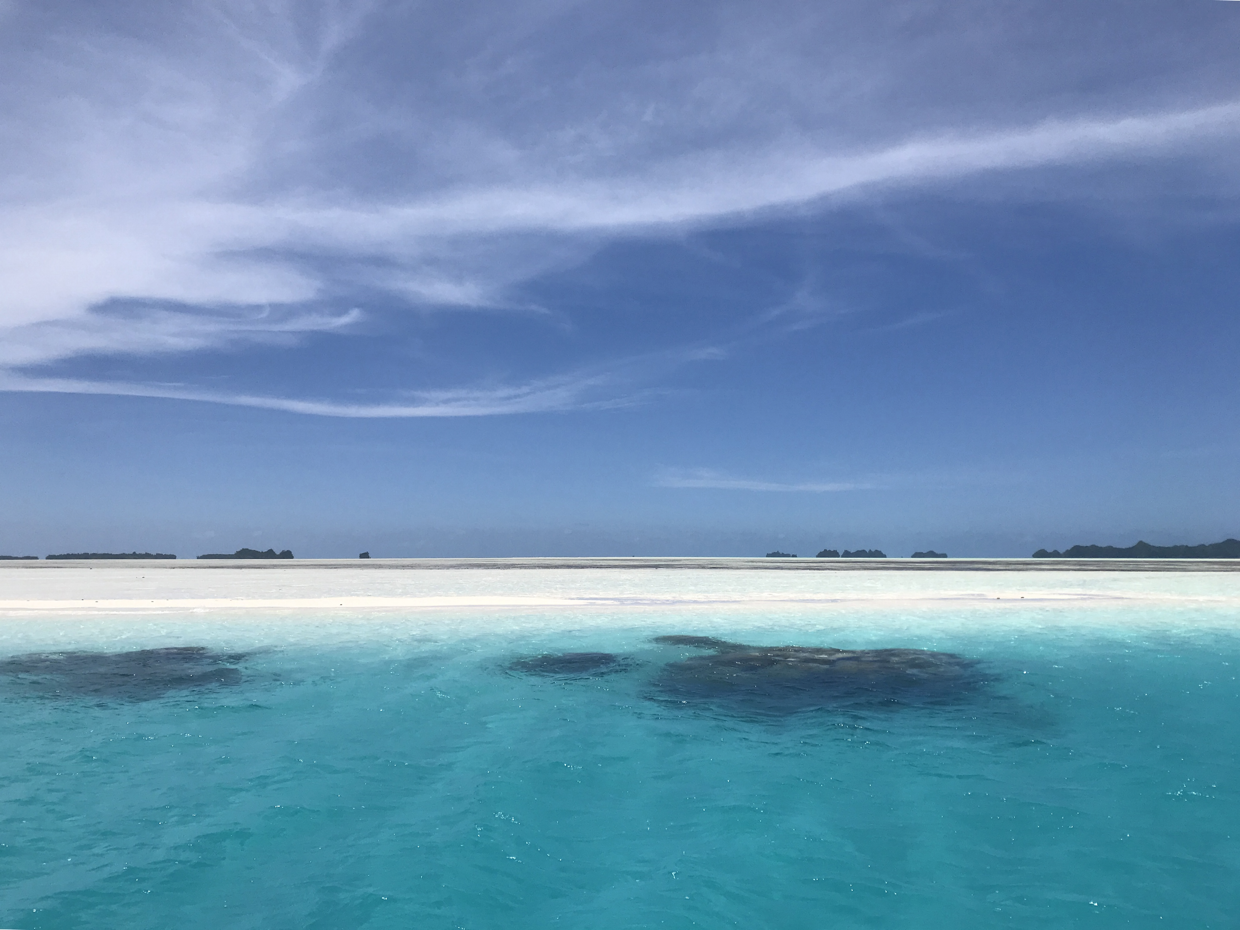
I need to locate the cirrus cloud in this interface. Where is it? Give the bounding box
[2,0,1238,415]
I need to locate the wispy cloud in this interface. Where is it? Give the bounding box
[0,304,363,368]
[0,369,619,418]
[7,101,1235,341]
[655,468,875,492]
[869,310,952,333]
[2,1,1239,413]
[0,329,736,417]
[303,102,1240,237]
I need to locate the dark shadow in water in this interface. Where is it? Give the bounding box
[651,635,747,650]
[649,635,986,716]
[505,652,635,679]
[0,646,247,702]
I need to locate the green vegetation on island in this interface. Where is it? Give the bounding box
[912,550,947,558]
[45,552,176,560]
[198,548,294,559]
[0,555,38,560]
[1033,538,1240,559]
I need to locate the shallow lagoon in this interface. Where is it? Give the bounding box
[1,567,1238,928]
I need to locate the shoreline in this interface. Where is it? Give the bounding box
[3,592,1240,616]
[4,560,1239,619]
[3,557,1240,572]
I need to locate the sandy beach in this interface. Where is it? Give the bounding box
[3,558,1239,616]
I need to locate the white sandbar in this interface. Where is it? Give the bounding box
[1,559,1238,617]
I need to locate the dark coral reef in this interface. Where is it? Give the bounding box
[0,646,247,701]
[650,635,981,714]
[506,652,633,678]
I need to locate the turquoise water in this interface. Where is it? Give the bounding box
[1,609,1238,929]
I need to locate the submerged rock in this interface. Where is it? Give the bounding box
[0,646,247,701]
[506,652,632,678]
[652,635,745,650]
[651,636,982,714]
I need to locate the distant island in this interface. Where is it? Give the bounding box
[197,548,294,559]
[815,549,839,558]
[45,552,176,560]
[0,555,38,560]
[911,550,947,558]
[765,551,796,558]
[1033,538,1240,559]
[815,549,886,558]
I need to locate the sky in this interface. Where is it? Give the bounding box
[1,0,1239,558]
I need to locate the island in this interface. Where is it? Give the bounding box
[911,550,947,558]
[815,549,840,558]
[842,549,886,558]
[765,551,796,558]
[0,555,38,560]
[197,548,294,559]
[1033,538,1240,559]
[45,552,176,560]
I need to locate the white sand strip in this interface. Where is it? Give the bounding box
[3,562,1239,618]
[2,591,1239,615]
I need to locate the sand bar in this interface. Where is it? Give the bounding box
[2,559,1239,616]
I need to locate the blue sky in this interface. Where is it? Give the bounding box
[1,0,1238,557]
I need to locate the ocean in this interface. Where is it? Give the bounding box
[0,565,1237,928]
